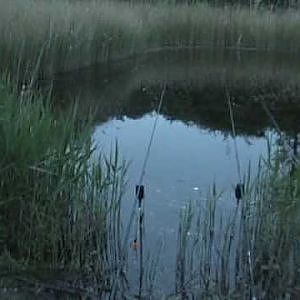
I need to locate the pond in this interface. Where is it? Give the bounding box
[50,48,300,295]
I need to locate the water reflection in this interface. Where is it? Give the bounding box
[92,114,268,292]
[49,48,300,292]
[51,48,300,135]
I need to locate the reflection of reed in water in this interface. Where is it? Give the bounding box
[50,50,300,139]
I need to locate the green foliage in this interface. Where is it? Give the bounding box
[1,0,300,81]
[174,155,300,298]
[0,80,126,281]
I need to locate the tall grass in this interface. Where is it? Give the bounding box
[0,78,127,295]
[1,0,300,80]
[173,156,300,298]
[1,77,299,297]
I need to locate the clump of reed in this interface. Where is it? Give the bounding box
[0,78,126,294]
[173,155,300,298]
[1,0,300,80]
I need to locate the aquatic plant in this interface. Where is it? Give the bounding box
[1,0,300,80]
[173,156,300,298]
[0,78,127,295]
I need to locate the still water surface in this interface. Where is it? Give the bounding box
[51,48,300,292]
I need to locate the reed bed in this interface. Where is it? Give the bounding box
[0,78,127,295]
[173,154,300,299]
[1,0,300,80]
[1,78,299,297]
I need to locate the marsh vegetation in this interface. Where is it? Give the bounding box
[1,0,300,298]
[175,155,300,298]
[0,80,127,297]
[1,0,300,80]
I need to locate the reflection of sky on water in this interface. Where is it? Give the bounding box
[93,113,268,290]
[94,114,267,200]
[49,48,300,294]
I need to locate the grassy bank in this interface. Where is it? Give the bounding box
[1,0,300,80]
[1,79,300,297]
[0,79,126,295]
[1,0,300,295]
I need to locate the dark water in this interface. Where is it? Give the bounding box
[50,48,300,293]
